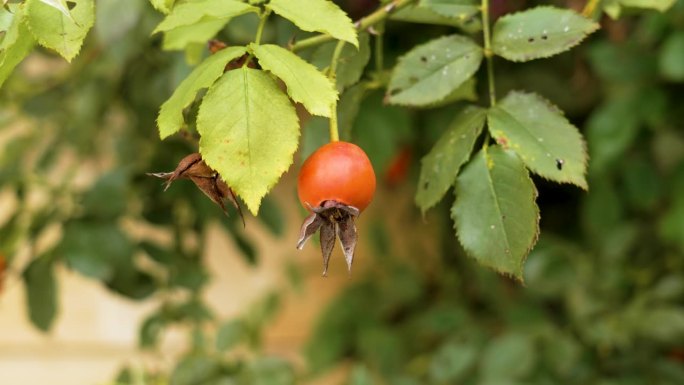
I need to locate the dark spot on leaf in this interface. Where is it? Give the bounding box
[389,88,401,96]
[501,215,506,220]
[528,37,535,43]
[542,35,548,40]
[409,76,419,84]
[66,0,76,9]
[556,158,564,170]
[420,56,427,63]
[423,181,429,189]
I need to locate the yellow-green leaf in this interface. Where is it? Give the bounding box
[197,68,300,215]
[158,46,247,139]
[487,91,588,189]
[452,146,539,280]
[267,0,357,47]
[251,43,337,117]
[416,106,485,214]
[25,0,94,62]
[492,6,599,62]
[152,0,257,34]
[0,8,35,88]
[162,17,227,51]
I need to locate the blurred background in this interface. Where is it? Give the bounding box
[1,0,684,384]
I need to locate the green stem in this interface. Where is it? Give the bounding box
[482,0,496,107]
[582,0,601,17]
[254,9,271,45]
[328,40,346,142]
[374,25,384,72]
[244,9,271,67]
[291,0,417,52]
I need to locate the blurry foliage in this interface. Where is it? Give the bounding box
[0,0,683,385]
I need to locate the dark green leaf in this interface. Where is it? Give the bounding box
[452,146,539,280]
[492,7,599,62]
[481,333,536,379]
[311,33,371,92]
[215,319,245,351]
[23,257,58,331]
[416,106,486,214]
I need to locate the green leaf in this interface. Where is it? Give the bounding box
[0,8,35,88]
[158,46,247,139]
[387,35,482,107]
[197,68,300,215]
[620,0,676,12]
[38,0,74,21]
[424,77,477,108]
[60,222,134,280]
[23,258,58,332]
[659,31,684,82]
[452,146,539,280]
[25,0,94,62]
[215,319,245,351]
[251,43,337,117]
[481,333,536,379]
[266,0,357,47]
[152,0,257,34]
[162,17,227,51]
[488,91,588,189]
[492,6,599,62]
[311,32,371,92]
[416,106,485,214]
[390,4,482,32]
[149,0,175,14]
[429,343,477,383]
[420,0,479,19]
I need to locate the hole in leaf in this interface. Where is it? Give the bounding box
[66,0,76,9]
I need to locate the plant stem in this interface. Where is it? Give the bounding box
[291,0,416,52]
[254,9,271,45]
[481,0,496,107]
[582,0,601,17]
[374,26,384,72]
[327,40,346,142]
[244,9,271,67]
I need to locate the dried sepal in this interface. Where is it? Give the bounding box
[320,218,336,276]
[297,212,323,250]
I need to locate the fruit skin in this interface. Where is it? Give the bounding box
[298,141,376,212]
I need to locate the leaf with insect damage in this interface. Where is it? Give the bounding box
[25,0,94,62]
[387,35,482,107]
[487,91,588,189]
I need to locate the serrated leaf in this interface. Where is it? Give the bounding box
[162,17,227,51]
[152,0,257,34]
[311,32,371,92]
[39,0,74,21]
[387,35,482,107]
[420,0,479,19]
[487,91,588,188]
[0,8,35,88]
[492,6,599,62]
[416,106,485,214]
[158,46,247,139]
[251,43,337,117]
[25,0,94,62]
[266,0,357,47]
[197,68,299,215]
[149,0,175,14]
[452,146,539,280]
[23,258,58,332]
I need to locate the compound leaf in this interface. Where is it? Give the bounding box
[416,106,485,214]
[197,68,299,215]
[492,6,598,62]
[387,35,482,106]
[452,146,539,280]
[158,46,247,139]
[251,43,337,117]
[488,91,588,188]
